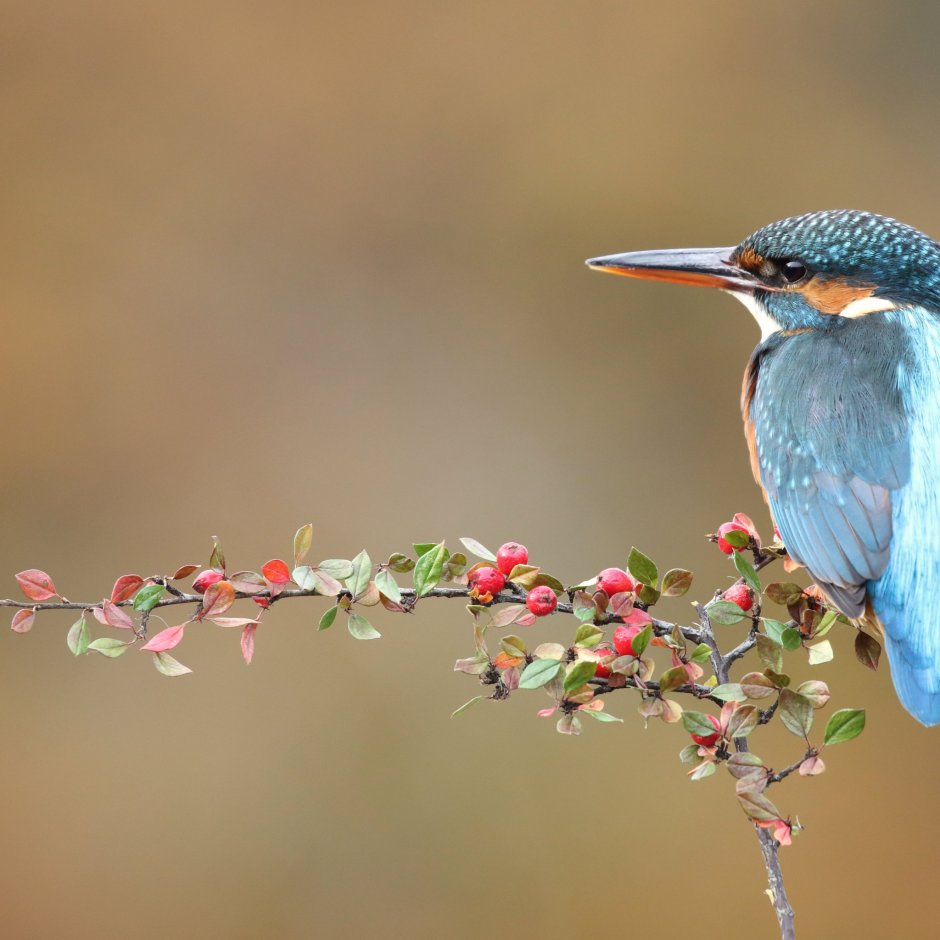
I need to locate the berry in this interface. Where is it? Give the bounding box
[469,566,506,596]
[593,648,614,679]
[526,585,557,617]
[722,583,754,612]
[496,542,529,576]
[613,624,643,657]
[691,714,721,747]
[597,567,635,596]
[193,569,224,593]
[717,521,748,554]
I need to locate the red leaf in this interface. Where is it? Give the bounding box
[110,574,144,603]
[171,564,200,580]
[261,559,291,584]
[140,624,186,652]
[101,599,135,630]
[15,569,57,602]
[241,623,257,664]
[621,608,652,627]
[200,580,235,619]
[11,608,36,633]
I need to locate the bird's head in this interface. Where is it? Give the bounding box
[588,210,940,338]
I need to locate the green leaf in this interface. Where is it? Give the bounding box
[795,679,831,708]
[781,627,803,651]
[778,689,814,737]
[756,634,784,672]
[629,624,653,659]
[813,609,839,638]
[637,584,661,606]
[807,639,834,665]
[682,711,718,736]
[679,743,702,764]
[733,552,761,594]
[66,614,90,656]
[574,623,604,648]
[737,788,781,823]
[318,606,338,632]
[459,537,497,562]
[319,559,356,580]
[87,637,130,658]
[348,612,381,640]
[152,651,192,677]
[413,541,447,598]
[627,547,658,587]
[726,751,765,780]
[412,542,440,558]
[209,535,225,572]
[764,582,804,606]
[518,659,562,690]
[133,583,165,613]
[374,568,402,603]
[563,660,597,694]
[721,528,749,549]
[386,553,415,573]
[854,631,882,670]
[451,696,484,718]
[762,618,788,644]
[584,709,623,723]
[727,705,759,738]
[500,635,527,657]
[711,683,747,702]
[690,760,717,781]
[824,708,866,745]
[661,568,694,597]
[690,642,712,665]
[658,665,688,693]
[345,551,373,599]
[706,600,748,625]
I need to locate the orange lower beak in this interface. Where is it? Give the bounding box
[586,247,760,293]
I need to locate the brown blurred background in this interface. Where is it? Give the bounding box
[1,1,937,937]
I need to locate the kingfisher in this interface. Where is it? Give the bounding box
[587,209,940,726]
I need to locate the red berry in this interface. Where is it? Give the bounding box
[717,522,748,554]
[722,583,754,612]
[691,714,721,747]
[469,566,506,596]
[612,624,643,656]
[193,569,224,593]
[496,542,529,576]
[597,567,635,596]
[593,648,614,679]
[526,585,557,617]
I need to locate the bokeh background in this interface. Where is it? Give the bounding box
[1,2,938,937]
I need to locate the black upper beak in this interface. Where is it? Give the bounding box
[585,247,760,293]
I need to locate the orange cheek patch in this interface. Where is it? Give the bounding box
[733,246,766,275]
[800,277,877,315]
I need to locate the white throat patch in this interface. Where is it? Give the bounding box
[727,291,780,341]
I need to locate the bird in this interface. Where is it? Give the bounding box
[587,209,940,726]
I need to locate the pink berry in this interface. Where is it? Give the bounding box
[722,583,754,612]
[193,569,224,593]
[691,714,721,747]
[496,542,529,576]
[613,624,643,657]
[597,567,635,596]
[526,586,557,617]
[469,566,506,597]
[717,522,748,555]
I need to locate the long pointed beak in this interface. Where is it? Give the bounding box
[586,247,760,292]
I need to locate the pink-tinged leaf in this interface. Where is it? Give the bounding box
[799,755,826,776]
[210,616,261,628]
[757,818,793,846]
[140,624,186,652]
[171,564,200,580]
[241,623,257,664]
[101,599,135,630]
[293,523,313,567]
[578,698,605,712]
[621,608,652,627]
[733,512,761,544]
[15,569,58,602]
[11,608,36,633]
[261,559,291,584]
[537,707,557,718]
[514,611,537,627]
[152,651,193,677]
[608,592,635,617]
[201,580,235,619]
[110,574,144,603]
[228,570,267,594]
[491,604,527,628]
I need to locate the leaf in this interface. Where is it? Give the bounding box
[764,582,804,606]
[374,568,402,603]
[227,571,267,594]
[756,634,784,672]
[627,547,658,586]
[171,564,200,580]
[262,559,291,584]
[855,631,882,670]
[15,569,58,602]
[563,660,597,694]
[293,523,313,566]
[318,606,338,631]
[152,651,192,677]
[11,608,36,633]
[451,696,484,718]
[518,659,562,689]
[574,623,604,648]
[140,624,186,652]
[711,683,747,703]
[706,600,749,626]
[824,708,866,745]
[110,574,144,603]
[799,755,826,776]
[813,609,840,638]
[661,568,693,597]
[795,680,831,708]
[781,627,803,651]
[386,553,415,573]
[737,788,782,823]
[690,642,712,665]
[348,612,381,640]
[689,760,717,781]
[629,624,653,659]
[201,580,235,619]
[500,635,527,657]
[532,642,566,661]
[583,709,623,723]
[133,584,165,613]
[208,616,260,628]
[733,552,761,594]
[413,542,446,598]
[807,639,834,665]
[459,537,497,562]
[726,751,765,780]
[66,614,90,655]
[740,672,777,699]
[346,550,373,599]
[778,689,814,737]
[682,711,718,736]
[209,536,225,572]
[721,527,750,549]
[241,623,257,664]
[658,665,688,693]
[762,618,788,644]
[100,599,135,630]
[556,714,582,736]
[87,637,130,658]
[726,704,760,738]
[318,559,356,580]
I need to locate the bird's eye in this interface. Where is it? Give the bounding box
[780,260,808,284]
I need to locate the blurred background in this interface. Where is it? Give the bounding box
[1,1,937,936]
